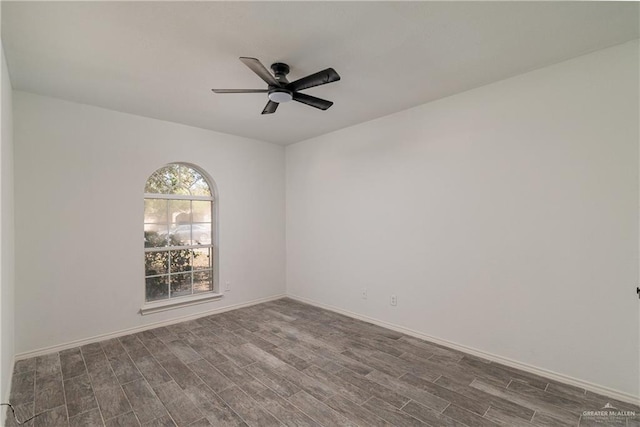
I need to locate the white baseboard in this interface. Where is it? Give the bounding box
[287,294,640,406]
[15,294,286,360]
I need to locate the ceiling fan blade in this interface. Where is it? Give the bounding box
[286,68,340,92]
[292,93,334,110]
[239,57,280,86]
[212,89,268,93]
[261,100,279,115]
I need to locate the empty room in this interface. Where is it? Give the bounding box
[0,1,638,426]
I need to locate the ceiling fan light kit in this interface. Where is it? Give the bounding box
[212,57,340,115]
[268,89,293,103]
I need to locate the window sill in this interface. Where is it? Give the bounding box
[140,292,223,315]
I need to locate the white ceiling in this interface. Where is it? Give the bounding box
[2,2,638,145]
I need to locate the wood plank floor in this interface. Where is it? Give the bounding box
[6,298,640,426]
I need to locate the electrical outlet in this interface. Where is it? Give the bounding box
[225,281,231,292]
[390,295,397,306]
[362,288,367,299]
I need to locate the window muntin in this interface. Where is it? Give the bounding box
[144,164,215,303]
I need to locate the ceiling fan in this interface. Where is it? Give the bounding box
[212,57,340,115]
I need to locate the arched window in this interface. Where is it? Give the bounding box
[143,164,217,306]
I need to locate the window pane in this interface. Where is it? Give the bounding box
[192,201,212,223]
[169,200,191,224]
[174,164,198,195]
[146,276,169,301]
[168,224,190,246]
[190,175,211,196]
[193,248,211,270]
[173,185,191,196]
[144,224,168,248]
[145,172,171,194]
[144,199,167,223]
[193,270,213,294]
[164,165,180,193]
[170,249,193,273]
[169,199,191,246]
[192,223,211,245]
[170,273,192,297]
[144,223,168,234]
[145,251,168,276]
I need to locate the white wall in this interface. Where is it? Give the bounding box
[286,41,639,397]
[13,92,285,354]
[0,44,15,410]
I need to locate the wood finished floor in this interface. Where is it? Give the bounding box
[6,298,639,426]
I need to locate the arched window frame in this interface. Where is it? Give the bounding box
[141,163,221,315]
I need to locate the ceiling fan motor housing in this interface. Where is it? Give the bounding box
[270,62,290,81]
